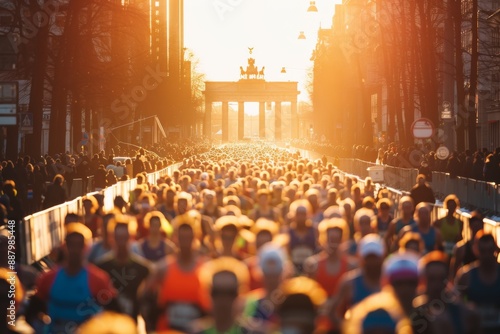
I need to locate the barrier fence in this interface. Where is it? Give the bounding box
[431,171,500,214]
[293,147,499,215]
[292,147,500,246]
[21,163,181,265]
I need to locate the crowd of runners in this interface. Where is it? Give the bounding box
[1,143,499,334]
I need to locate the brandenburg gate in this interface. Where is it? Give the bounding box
[203,50,299,141]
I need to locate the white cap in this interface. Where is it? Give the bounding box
[358,234,385,258]
[259,243,287,275]
[383,252,419,283]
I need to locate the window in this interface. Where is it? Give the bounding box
[489,121,499,149]
[0,36,16,70]
[492,26,500,55]
[462,29,472,53]
[461,0,472,16]
[0,83,17,103]
[0,14,13,26]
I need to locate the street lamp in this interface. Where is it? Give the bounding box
[298,31,306,40]
[307,1,318,12]
[281,67,287,74]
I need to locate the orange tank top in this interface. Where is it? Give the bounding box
[315,256,348,332]
[156,258,210,332]
[316,256,348,296]
[246,256,263,291]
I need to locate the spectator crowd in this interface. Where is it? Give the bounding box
[291,139,500,184]
[1,143,498,334]
[0,139,213,218]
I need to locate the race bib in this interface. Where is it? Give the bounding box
[291,246,313,266]
[167,303,201,330]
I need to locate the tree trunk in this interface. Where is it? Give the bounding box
[72,93,82,153]
[26,1,49,157]
[48,0,84,154]
[452,0,466,151]
[467,0,478,151]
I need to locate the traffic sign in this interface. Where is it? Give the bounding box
[441,101,453,120]
[20,112,33,130]
[80,132,89,146]
[436,146,450,160]
[411,118,434,139]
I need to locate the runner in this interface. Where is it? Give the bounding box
[96,216,152,324]
[330,234,384,327]
[155,214,211,333]
[384,196,416,252]
[26,223,118,333]
[305,218,355,334]
[433,194,463,256]
[456,232,500,334]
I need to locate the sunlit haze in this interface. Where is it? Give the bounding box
[185,0,339,105]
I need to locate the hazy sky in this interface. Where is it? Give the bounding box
[184,0,338,103]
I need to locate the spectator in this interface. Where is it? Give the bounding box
[133,155,145,176]
[42,174,67,209]
[447,151,461,179]
[483,154,497,182]
[472,152,484,180]
[65,157,77,197]
[25,163,35,214]
[106,169,118,187]
[409,174,435,206]
[94,164,107,190]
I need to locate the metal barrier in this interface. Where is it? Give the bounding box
[22,162,182,265]
[293,146,500,245]
[66,175,95,199]
[431,171,499,215]
[337,158,418,191]
[484,217,500,245]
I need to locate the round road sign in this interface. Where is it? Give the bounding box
[411,118,434,139]
[436,146,450,160]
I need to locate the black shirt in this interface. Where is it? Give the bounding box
[97,252,151,321]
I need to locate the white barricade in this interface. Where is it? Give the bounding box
[22,163,182,265]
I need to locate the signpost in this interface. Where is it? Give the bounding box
[436,146,450,160]
[80,132,89,146]
[0,82,19,158]
[20,112,33,132]
[441,101,453,120]
[411,118,434,139]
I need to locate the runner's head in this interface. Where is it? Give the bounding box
[64,223,92,266]
[383,252,419,314]
[419,251,449,300]
[276,277,327,334]
[318,218,349,256]
[359,234,385,277]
